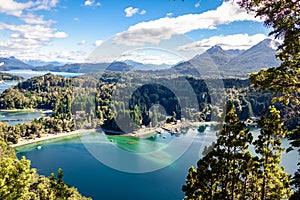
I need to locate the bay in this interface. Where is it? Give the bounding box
[16,126,298,200]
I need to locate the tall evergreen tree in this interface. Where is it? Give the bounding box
[183,104,292,199]
[254,106,292,200]
[238,1,300,198]
[183,102,255,199]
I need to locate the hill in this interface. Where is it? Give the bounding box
[0,56,33,71]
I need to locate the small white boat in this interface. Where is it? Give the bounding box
[37,145,42,150]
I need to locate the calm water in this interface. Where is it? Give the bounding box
[16,127,298,200]
[0,110,44,126]
[2,70,83,80]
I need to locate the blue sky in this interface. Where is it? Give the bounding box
[0,0,270,64]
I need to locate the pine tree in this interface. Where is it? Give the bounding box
[183,102,254,199]
[183,104,292,199]
[254,106,292,200]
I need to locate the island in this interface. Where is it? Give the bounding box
[0,71,24,81]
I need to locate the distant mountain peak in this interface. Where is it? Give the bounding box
[172,39,281,77]
[253,38,279,50]
[206,45,224,54]
[0,56,32,71]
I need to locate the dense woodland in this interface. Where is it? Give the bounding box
[0,72,279,141]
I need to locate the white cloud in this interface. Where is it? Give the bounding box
[177,33,268,51]
[166,12,173,18]
[0,0,33,17]
[114,0,262,46]
[73,17,80,21]
[0,22,68,53]
[125,7,139,17]
[0,0,70,62]
[33,0,61,10]
[118,50,181,65]
[22,13,55,25]
[0,0,60,24]
[140,9,146,15]
[53,31,68,38]
[0,62,4,67]
[84,0,101,7]
[93,40,103,47]
[84,0,92,6]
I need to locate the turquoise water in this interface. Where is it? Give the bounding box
[16,127,298,200]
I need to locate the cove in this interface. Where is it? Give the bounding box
[16,127,298,200]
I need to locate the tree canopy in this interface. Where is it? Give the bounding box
[237,0,300,105]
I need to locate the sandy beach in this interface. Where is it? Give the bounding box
[10,129,96,148]
[9,121,217,148]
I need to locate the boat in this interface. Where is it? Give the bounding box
[156,128,163,134]
[198,125,206,132]
[37,145,42,150]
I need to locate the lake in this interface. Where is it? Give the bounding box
[16,126,298,200]
[2,70,83,80]
[0,110,44,126]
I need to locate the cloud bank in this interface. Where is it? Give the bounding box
[177,33,268,51]
[114,0,262,46]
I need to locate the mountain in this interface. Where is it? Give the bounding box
[121,60,171,71]
[172,45,233,76]
[33,63,110,73]
[0,56,33,71]
[171,39,280,77]
[121,60,143,67]
[1,39,279,77]
[106,62,134,72]
[23,59,64,67]
[224,39,281,75]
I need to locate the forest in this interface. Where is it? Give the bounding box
[0,72,280,142]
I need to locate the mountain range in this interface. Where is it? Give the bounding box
[0,39,281,78]
[170,39,280,77]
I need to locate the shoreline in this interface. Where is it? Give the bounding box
[10,121,218,148]
[0,108,52,113]
[10,129,96,148]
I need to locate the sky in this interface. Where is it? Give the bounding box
[0,0,271,64]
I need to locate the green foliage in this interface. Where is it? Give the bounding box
[182,104,292,200]
[0,157,35,199]
[238,1,300,198]
[238,0,300,106]
[255,106,292,199]
[0,127,91,200]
